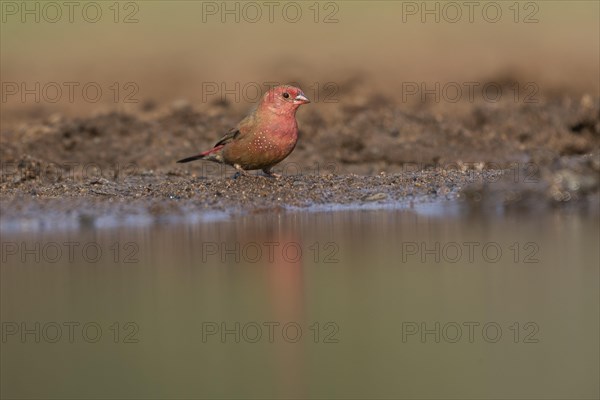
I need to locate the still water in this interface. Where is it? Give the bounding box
[1,204,598,399]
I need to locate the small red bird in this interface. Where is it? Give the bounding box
[177,85,310,177]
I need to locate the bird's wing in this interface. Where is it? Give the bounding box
[213,128,240,147]
[213,112,256,147]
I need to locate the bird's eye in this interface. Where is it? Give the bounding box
[282,92,290,98]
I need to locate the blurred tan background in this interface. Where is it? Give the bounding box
[1,0,599,126]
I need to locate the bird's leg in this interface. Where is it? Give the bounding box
[262,167,281,179]
[232,164,249,179]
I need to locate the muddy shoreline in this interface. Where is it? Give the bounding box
[1,163,598,233]
[1,93,599,231]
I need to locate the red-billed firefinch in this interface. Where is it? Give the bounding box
[177,85,310,177]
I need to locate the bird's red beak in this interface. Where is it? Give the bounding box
[294,92,310,104]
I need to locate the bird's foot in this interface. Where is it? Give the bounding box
[262,168,281,179]
[232,164,250,179]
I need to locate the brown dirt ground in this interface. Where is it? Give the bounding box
[1,83,599,229]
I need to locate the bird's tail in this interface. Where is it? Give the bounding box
[176,145,224,163]
[176,154,204,163]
